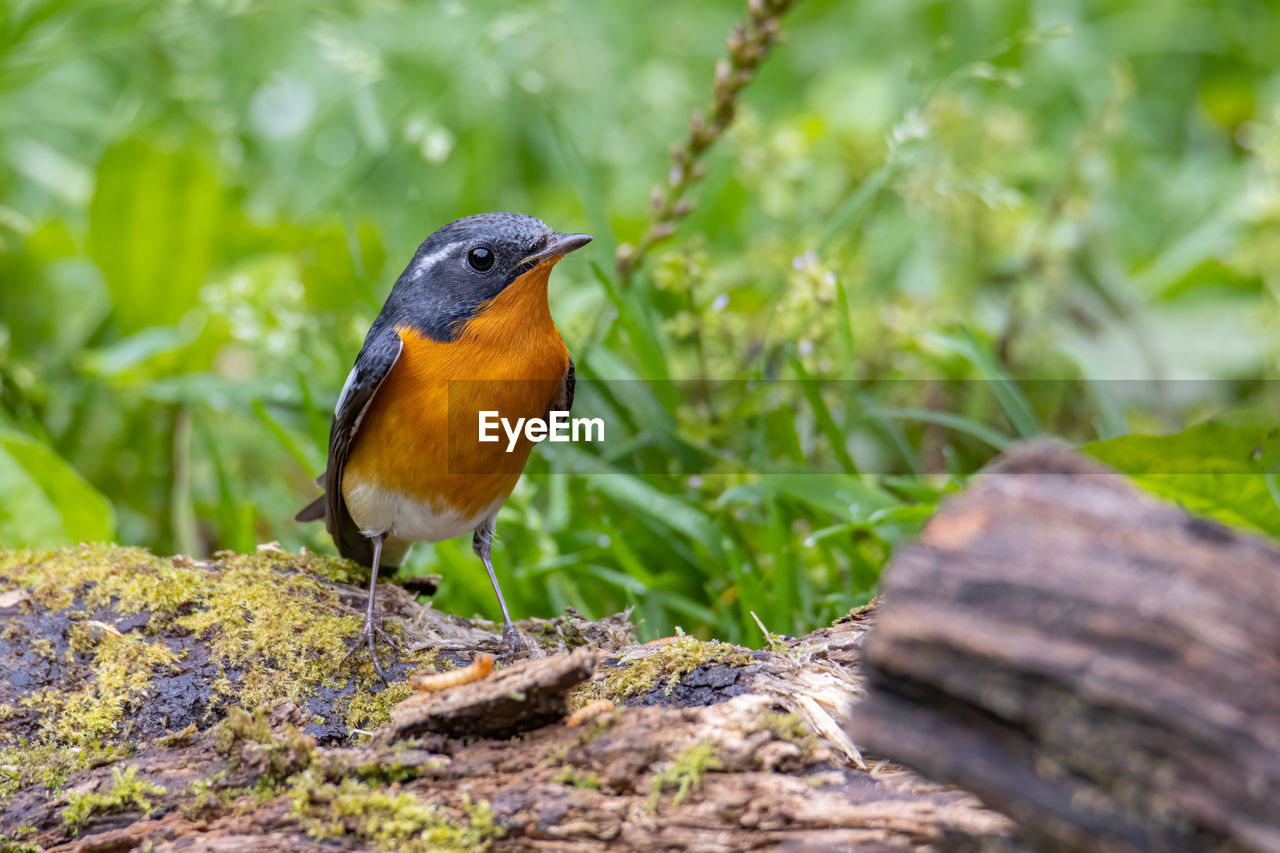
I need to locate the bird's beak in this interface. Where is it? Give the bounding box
[522,232,593,266]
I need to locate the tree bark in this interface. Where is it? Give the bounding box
[1,546,1017,851]
[850,440,1280,852]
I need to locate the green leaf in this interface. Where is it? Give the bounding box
[763,473,900,521]
[80,324,202,379]
[589,473,725,560]
[0,428,115,547]
[590,262,674,390]
[818,162,896,251]
[556,446,723,559]
[787,351,859,475]
[88,138,222,334]
[1085,417,1280,538]
[861,406,1011,451]
[922,329,1041,439]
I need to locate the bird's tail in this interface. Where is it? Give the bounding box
[295,491,405,576]
[295,495,326,523]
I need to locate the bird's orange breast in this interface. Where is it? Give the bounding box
[341,259,570,534]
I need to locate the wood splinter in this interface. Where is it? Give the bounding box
[411,653,494,693]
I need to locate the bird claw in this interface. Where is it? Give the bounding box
[343,612,402,685]
[498,622,534,661]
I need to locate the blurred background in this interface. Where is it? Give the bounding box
[1,0,1278,643]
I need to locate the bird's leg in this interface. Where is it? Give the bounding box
[473,520,529,659]
[342,532,400,684]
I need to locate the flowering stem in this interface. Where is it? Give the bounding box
[616,0,804,288]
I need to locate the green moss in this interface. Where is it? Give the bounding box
[1,545,200,614]
[213,705,275,752]
[294,552,372,586]
[28,638,56,662]
[647,740,722,812]
[0,740,130,810]
[0,545,420,746]
[213,706,316,784]
[288,771,504,852]
[579,635,755,705]
[0,833,40,853]
[172,551,365,709]
[158,722,199,747]
[182,769,230,809]
[541,741,570,767]
[20,626,181,745]
[62,764,166,833]
[551,764,600,789]
[348,751,446,785]
[183,768,305,819]
[755,710,817,754]
[355,762,424,785]
[344,649,440,736]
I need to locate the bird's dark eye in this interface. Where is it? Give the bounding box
[468,246,494,271]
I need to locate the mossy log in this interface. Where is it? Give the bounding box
[0,543,1018,851]
[851,441,1280,852]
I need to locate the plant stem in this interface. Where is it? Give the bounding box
[616,0,803,288]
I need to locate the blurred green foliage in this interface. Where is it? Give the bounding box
[1,0,1278,642]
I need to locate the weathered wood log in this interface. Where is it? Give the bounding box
[850,441,1280,852]
[1,543,1021,850]
[8,690,1019,853]
[0,545,633,748]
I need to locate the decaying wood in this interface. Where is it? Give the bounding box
[7,691,1019,853]
[1,546,1021,851]
[0,547,635,747]
[389,647,602,739]
[850,441,1280,852]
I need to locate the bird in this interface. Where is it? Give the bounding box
[296,212,591,682]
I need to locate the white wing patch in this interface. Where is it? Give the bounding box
[348,337,403,437]
[334,365,360,417]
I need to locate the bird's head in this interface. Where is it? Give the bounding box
[388,212,592,341]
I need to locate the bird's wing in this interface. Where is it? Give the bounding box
[555,357,575,413]
[535,358,575,437]
[310,324,403,566]
[540,356,574,425]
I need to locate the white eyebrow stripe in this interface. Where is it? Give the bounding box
[414,244,453,274]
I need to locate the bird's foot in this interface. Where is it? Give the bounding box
[498,621,533,661]
[343,612,402,685]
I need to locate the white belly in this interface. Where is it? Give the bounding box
[343,480,505,543]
